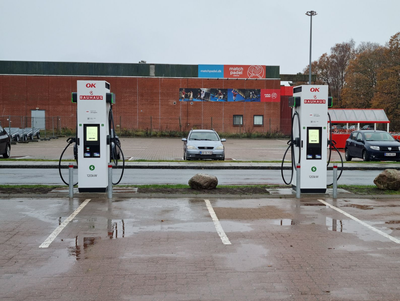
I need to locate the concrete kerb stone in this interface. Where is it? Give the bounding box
[1,161,400,170]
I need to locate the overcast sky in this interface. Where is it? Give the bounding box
[0,0,399,75]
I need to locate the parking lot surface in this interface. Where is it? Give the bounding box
[2,137,400,300]
[2,195,400,301]
[8,137,346,162]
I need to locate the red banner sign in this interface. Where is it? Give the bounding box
[224,65,266,79]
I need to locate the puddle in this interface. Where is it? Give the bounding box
[68,236,101,260]
[326,217,343,232]
[273,219,295,226]
[213,206,293,220]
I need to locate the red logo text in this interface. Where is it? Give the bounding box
[310,87,320,92]
[80,95,103,100]
[304,99,326,104]
[86,83,96,88]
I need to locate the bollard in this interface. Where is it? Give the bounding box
[108,164,113,199]
[333,164,338,198]
[296,164,301,199]
[69,164,74,198]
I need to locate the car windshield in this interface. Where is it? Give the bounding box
[365,132,395,141]
[189,132,219,141]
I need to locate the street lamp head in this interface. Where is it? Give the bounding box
[306,10,317,17]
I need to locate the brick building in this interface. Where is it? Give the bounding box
[0,61,298,135]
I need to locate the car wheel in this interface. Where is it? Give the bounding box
[345,148,352,161]
[362,150,370,161]
[3,144,10,158]
[183,152,186,160]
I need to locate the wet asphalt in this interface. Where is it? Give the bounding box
[2,138,400,300]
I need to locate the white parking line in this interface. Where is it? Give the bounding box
[204,199,231,245]
[318,199,400,244]
[39,199,91,248]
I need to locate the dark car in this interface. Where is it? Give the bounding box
[182,129,226,160]
[0,125,11,158]
[345,130,400,161]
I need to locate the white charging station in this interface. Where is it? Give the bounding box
[75,80,115,192]
[289,85,329,193]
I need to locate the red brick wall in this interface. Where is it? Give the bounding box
[0,75,284,134]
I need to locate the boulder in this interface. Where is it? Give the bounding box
[188,173,218,190]
[374,169,400,190]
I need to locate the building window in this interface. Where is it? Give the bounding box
[254,115,263,126]
[233,115,243,126]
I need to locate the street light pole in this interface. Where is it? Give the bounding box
[306,10,317,84]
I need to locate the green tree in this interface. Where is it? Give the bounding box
[371,32,400,130]
[304,41,354,106]
[342,46,385,108]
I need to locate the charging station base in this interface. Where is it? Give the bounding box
[78,187,108,193]
[292,186,326,194]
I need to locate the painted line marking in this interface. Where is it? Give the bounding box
[318,199,400,244]
[39,199,91,248]
[204,199,231,245]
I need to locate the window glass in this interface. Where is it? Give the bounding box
[254,115,263,125]
[233,115,243,126]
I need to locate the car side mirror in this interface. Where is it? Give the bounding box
[357,139,364,143]
[182,138,187,142]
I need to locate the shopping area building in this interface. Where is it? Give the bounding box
[0,61,311,135]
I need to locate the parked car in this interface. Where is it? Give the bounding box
[182,129,226,160]
[0,125,11,158]
[345,130,400,161]
[4,127,22,142]
[361,125,374,130]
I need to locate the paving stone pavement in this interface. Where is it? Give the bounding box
[2,196,400,300]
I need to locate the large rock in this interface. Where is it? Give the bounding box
[188,173,218,190]
[374,169,400,190]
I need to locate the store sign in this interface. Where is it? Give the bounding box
[198,65,224,78]
[198,65,266,79]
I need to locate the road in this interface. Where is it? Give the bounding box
[1,168,382,186]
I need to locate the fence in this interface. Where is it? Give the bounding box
[0,115,283,138]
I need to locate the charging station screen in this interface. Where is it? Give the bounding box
[86,126,98,142]
[308,129,320,144]
[306,127,322,160]
[83,124,100,158]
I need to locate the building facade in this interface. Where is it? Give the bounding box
[0,61,295,135]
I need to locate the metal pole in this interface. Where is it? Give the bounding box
[333,164,338,198]
[69,164,74,198]
[296,164,301,199]
[306,10,317,84]
[309,15,312,84]
[108,164,113,199]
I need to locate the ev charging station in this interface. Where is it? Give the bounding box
[288,85,330,193]
[75,80,115,192]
